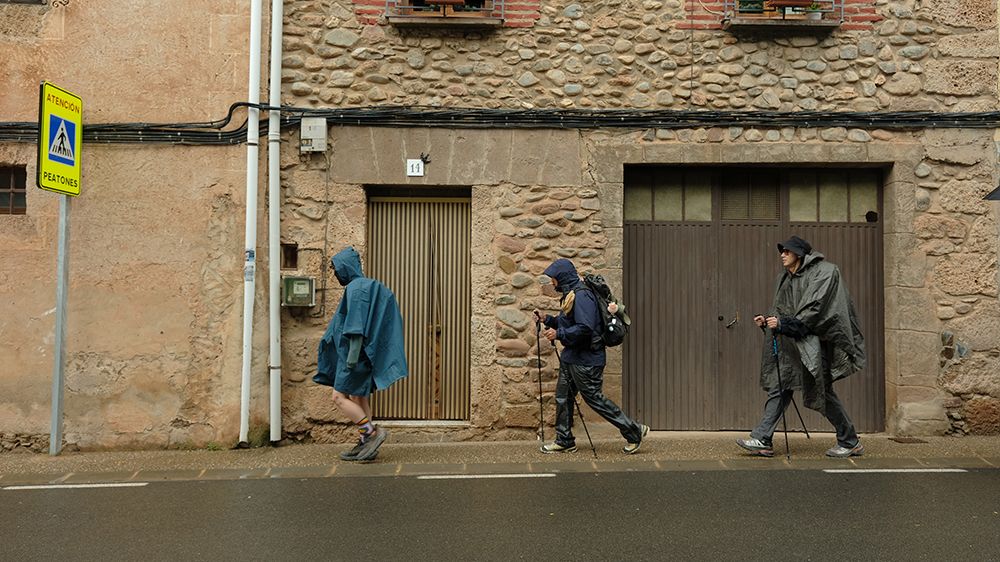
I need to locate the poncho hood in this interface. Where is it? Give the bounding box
[544,259,580,293]
[332,247,364,286]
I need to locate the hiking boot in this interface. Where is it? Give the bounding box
[339,440,365,461]
[353,426,389,461]
[622,424,650,455]
[825,442,864,458]
[540,442,578,454]
[736,438,775,457]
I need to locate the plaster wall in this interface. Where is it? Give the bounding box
[0,1,261,450]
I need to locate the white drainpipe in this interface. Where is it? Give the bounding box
[267,0,284,444]
[239,0,264,447]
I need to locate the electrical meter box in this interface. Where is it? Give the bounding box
[299,117,327,154]
[281,276,316,307]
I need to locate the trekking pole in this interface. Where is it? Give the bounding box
[553,341,597,459]
[772,333,811,440]
[535,317,545,442]
[770,330,792,460]
[573,395,598,459]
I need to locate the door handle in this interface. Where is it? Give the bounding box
[725,311,739,329]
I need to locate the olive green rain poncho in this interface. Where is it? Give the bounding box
[760,250,867,412]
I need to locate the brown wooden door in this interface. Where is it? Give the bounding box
[624,167,884,432]
[367,196,471,421]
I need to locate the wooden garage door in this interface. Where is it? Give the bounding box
[623,167,884,432]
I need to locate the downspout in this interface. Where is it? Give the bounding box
[267,0,284,444]
[239,0,264,447]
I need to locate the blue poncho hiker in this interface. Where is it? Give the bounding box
[315,246,408,461]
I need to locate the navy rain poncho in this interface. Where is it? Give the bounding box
[542,259,606,367]
[314,247,408,396]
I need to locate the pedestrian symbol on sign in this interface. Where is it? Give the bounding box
[48,115,76,166]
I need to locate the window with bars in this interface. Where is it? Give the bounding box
[0,166,27,215]
[386,0,500,18]
[721,170,780,221]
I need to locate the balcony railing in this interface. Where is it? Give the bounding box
[385,0,505,27]
[722,0,843,32]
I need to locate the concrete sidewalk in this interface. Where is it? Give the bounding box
[1,427,998,486]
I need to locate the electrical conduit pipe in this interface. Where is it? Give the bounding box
[267,0,284,444]
[239,0,263,447]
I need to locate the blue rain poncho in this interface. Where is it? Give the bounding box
[314,247,408,396]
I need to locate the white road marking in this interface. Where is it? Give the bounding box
[823,469,967,474]
[417,473,556,480]
[3,482,150,491]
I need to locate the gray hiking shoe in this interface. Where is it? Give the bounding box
[339,440,365,461]
[623,424,650,455]
[354,427,389,461]
[736,438,775,457]
[825,442,864,458]
[540,442,578,454]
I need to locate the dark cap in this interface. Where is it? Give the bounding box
[777,236,812,258]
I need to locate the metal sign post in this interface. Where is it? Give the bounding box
[37,81,83,455]
[50,195,70,455]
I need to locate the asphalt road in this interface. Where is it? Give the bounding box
[2,470,998,561]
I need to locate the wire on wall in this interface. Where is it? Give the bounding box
[6,102,1000,145]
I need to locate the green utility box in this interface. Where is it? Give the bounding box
[281,276,316,307]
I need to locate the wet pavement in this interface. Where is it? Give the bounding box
[3,468,999,561]
[1,427,998,486]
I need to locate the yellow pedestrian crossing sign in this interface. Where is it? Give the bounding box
[37,82,82,196]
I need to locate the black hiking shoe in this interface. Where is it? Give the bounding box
[354,427,388,461]
[339,440,365,461]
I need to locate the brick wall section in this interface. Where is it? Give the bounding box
[680,0,881,31]
[351,0,540,27]
[353,0,383,25]
[504,0,542,28]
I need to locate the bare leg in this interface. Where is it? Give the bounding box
[350,395,372,420]
[332,390,366,423]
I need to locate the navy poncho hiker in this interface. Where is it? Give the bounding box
[540,259,648,455]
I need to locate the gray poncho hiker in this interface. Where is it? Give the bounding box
[760,250,866,412]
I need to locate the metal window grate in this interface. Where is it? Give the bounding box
[0,166,27,215]
[722,0,845,21]
[721,178,779,221]
[385,0,504,19]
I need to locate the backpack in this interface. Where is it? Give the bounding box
[576,273,631,348]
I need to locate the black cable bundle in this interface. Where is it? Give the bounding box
[4,102,1000,145]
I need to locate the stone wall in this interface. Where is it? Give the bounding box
[3,0,998,451]
[276,0,1000,439]
[282,0,997,113]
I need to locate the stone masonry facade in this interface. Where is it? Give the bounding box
[3,0,998,452]
[273,0,1000,442]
